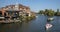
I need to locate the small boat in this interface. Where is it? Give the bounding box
[47,17,54,21]
[36,16,38,18]
[0,17,5,20]
[45,23,53,30]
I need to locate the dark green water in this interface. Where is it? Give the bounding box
[0,15,60,32]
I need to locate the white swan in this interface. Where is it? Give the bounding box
[45,23,53,30]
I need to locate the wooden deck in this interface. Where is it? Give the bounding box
[0,19,22,23]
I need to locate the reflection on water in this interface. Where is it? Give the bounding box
[0,15,60,32]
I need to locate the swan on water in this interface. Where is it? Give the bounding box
[45,23,53,30]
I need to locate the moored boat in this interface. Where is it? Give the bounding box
[36,16,38,18]
[47,17,54,21]
[0,17,5,20]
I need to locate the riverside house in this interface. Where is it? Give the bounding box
[0,4,32,20]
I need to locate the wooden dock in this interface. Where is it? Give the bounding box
[0,19,22,24]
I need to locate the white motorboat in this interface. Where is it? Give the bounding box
[47,17,54,21]
[45,23,53,30]
[36,16,38,18]
[0,17,5,19]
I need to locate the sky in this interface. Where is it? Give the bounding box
[0,0,60,12]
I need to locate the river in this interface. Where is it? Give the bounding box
[0,14,60,32]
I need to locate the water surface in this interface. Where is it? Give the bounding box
[0,15,60,32]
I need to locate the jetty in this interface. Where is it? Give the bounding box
[0,19,21,24]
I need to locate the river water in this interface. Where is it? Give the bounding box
[0,15,60,32]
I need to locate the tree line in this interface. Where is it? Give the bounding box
[38,9,60,16]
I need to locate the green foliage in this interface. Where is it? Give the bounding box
[46,9,54,16]
[19,14,35,21]
[38,9,60,16]
[38,10,44,14]
[55,9,60,16]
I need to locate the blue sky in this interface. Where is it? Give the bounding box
[0,0,60,12]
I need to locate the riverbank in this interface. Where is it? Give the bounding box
[19,14,36,22]
[0,15,36,24]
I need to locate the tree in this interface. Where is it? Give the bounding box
[38,9,60,16]
[47,9,54,16]
[55,9,60,16]
[44,9,49,15]
[44,9,54,16]
[38,10,44,14]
